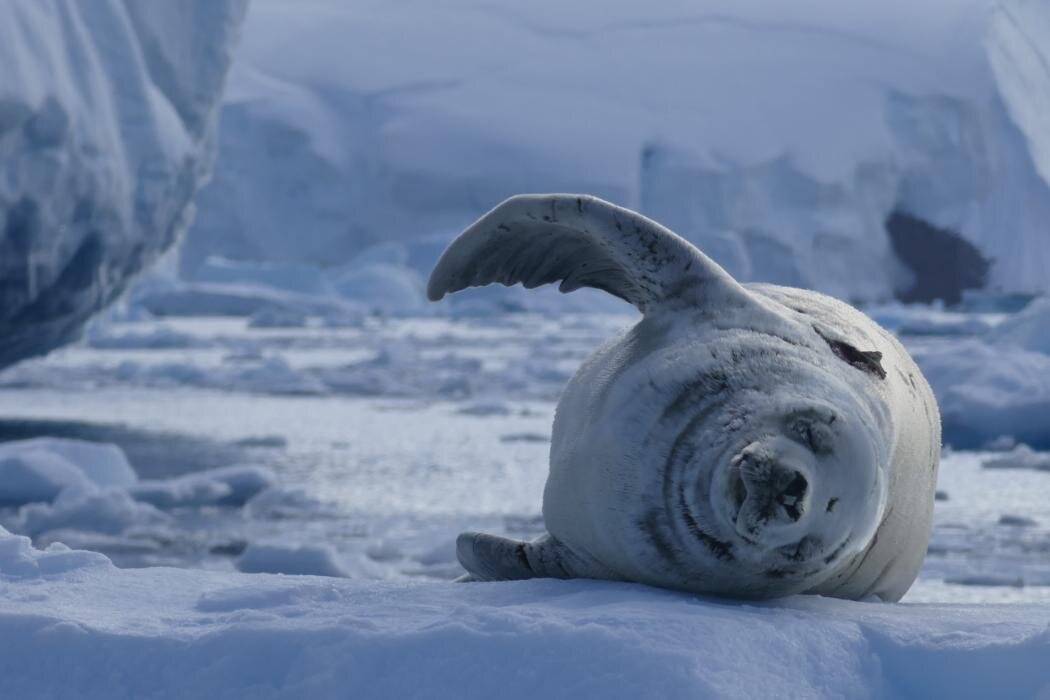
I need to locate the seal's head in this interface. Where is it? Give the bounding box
[701,391,887,593]
[567,320,893,597]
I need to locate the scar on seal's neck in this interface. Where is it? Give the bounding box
[813,327,886,380]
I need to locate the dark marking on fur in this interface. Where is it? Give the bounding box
[639,508,682,569]
[786,410,836,455]
[513,542,532,573]
[678,490,735,561]
[814,327,886,379]
[778,536,820,562]
[826,497,839,513]
[823,536,851,565]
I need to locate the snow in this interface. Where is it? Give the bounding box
[983,445,1050,472]
[853,297,1050,449]
[0,437,278,565]
[235,541,349,577]
[989,296,1050,354]
[908,338,1050,449]
[0,451,92,507]
[13,487,168,538]
[174,0,1050,310]
[129,465,276,509]
[1,527,1050,698]
[0,1,247,367]
[0,438,136,505]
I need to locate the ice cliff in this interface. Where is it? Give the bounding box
[0,1,247,367]
[182,0,1050,306]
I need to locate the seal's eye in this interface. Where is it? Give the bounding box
[786,411,835,455]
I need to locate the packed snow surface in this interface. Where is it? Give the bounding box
[0,0,247,367]
[181,0,1050,306]
[1,528,1050,699]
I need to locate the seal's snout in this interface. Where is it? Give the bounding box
[727,441,813,545]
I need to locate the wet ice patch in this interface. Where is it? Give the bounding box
[233,435,288,449]
[999,514,1038,528]
[87,326,209,350]
[247,305,310,329]
[945,574,1025,588]
[499,432,551,443]
[456,402,513,417]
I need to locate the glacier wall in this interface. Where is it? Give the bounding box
[0,1,247,367]
[181,0,1050,306]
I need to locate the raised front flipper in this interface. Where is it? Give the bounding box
[427,194,754,314]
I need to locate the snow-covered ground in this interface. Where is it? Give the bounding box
[3,537,1050,698]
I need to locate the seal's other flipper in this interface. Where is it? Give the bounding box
[456,531,591,582]
[427,194,753,315]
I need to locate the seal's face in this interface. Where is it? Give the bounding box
[708,397,885,580]
[627,328,891,597]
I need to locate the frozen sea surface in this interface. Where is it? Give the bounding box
[1,311,1050,604]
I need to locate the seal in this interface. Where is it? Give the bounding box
[428,194,941,601]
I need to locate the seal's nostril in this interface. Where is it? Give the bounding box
[728,466,747,513]
[777,471,808,522]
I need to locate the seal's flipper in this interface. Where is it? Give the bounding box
[456,531,601,582]
[427,194,751,314]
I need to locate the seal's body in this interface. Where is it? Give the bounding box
[428,194,940,601]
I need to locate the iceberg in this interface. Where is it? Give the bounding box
[0,0,247,367]
[182,0,1050,308]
